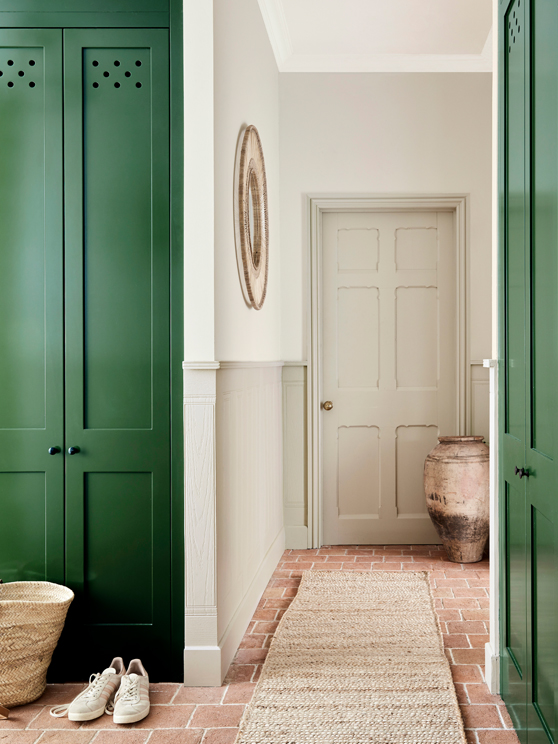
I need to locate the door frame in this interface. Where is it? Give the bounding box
[307,194,469,548]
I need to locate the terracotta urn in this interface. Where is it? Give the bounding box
[424,436,489,563]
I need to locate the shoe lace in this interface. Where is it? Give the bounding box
[50,673,112,718]
[118,675,139,703]
[105,674,139,716]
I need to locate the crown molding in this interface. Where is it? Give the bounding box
[257,0,293,68]
[279,50,492,74]
[258,0,492,74]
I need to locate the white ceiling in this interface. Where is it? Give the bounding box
[257,0,493,73]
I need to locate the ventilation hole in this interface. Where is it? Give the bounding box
[518,25,521,32]
[135,60,142,66]
[92,60,99,67]
[125,71,131,77]
[0,71,3,77]
[29,81,35,88]
[513,36,516,43]
[7,81,13,87]
[29,59,35,66]
[103,71,109,77]
[93,82,99,88]
[114,60,120,66]
[513,10,516,17]
[114,82,120,88]
[7,60,13,66]
[136,82,142,88]
[18,70,24,77]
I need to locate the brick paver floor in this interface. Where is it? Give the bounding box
[2,546,520,744]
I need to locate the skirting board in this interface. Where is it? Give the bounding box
[219,527,286,681]
[485,642,500,694]
[285,525,308,550]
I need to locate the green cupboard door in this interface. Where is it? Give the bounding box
[0,31,64,584]
[527,0,558,740]
[501,0,528,737]
[63,29,171,680]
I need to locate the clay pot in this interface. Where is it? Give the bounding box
[424,436,489,563]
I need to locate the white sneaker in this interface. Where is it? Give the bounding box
[50,657,125,721]
[112,659,150,724]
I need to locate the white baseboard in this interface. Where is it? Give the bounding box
[285,525,308,549]
[218,528,286,681]
[485,641,500,694]
[184,646,222,687]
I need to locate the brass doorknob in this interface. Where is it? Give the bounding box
[323,401,333,411]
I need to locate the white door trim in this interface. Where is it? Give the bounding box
[307,194,469,548]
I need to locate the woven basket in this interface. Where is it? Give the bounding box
[0,581,74,708]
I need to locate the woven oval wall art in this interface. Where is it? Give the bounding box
[233,125,269,310]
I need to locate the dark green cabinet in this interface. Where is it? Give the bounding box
[500,0,558,741]
[0,27,175,680]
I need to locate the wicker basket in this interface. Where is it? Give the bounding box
[0,581,74,708]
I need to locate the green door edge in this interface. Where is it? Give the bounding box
[497,0,530,711]
[498,0,512,696]
[169,0,185,683]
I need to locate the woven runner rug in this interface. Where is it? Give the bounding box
[235,571,467,744]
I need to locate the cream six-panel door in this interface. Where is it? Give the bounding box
[322,211,458,545]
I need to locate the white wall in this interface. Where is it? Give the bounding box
[212,0,285,681]
[279,73,493,368]
[214,0,282,362]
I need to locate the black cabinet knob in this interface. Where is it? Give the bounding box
[48,447,60,455]
[515,466,529,479]
[68,446,80,455]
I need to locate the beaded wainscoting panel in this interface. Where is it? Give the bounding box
[235,571,467,744]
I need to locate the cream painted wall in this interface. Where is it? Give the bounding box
[213,0,282,361]
[211,0,285,683]
[279,73,493,366]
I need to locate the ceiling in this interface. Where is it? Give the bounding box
[257,0,493,73]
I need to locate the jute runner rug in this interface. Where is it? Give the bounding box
[235,571,467,744]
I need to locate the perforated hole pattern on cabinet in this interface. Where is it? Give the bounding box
[87,49,146,90]
[508,0,521,53]
[0,52,39,89]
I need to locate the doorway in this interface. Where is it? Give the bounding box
[0,26,179,680]
[309,196,468,547]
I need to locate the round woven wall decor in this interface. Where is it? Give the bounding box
[234,125,269,310]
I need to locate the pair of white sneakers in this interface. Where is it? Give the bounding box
[50,657,150,724]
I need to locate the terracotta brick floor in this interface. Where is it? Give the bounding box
[3,546,520,744]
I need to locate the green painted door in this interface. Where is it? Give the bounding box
[0,30,64,584]
[500,0,558,741]
[62,29,171,679]
[0,28,173,680]
[526,1,558,739]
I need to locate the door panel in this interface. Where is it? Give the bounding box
[323,210,457,545]
[501,0,558,739]
[0,30,64,583]
[527,0,558,739]
[63,28,171,679]
[530,507,556,742]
